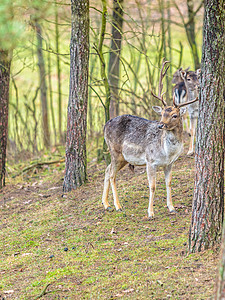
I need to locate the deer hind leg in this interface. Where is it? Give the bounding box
[102,160,127,211]
[187,117,197,155]
[146,164,156,218]
[110,160,127,211]
[102,164,111,210]
[164,164,175,213]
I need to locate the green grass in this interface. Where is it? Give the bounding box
[0,150,218,299]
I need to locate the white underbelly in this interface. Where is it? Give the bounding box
[122,141,146,166]
[123,152,146,166]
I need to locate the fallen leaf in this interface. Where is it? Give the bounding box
[123,288,134,293]
[21,253,32,257]
[4,290,14,294]
[111,228,117,234]
[157,280,163,286]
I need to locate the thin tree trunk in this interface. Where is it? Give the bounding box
[189,0,225,253]
[167,0,172,74]
[47,49,56,145]
[159,0,169,100]
[94,0,111,165]
[185,0,200,69]
[35,22,50,148]
[108,0,123,119]
[0,50,11,188]
[55,2,63,143]
[63,0,89,192]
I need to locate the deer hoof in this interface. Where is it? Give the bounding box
[106,207,113,211]
[148,215,155,220]
[169,209,176,214]
[116,208,123,212]
[187,151,194,156]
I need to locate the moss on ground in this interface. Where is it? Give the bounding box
[0,148,219,299]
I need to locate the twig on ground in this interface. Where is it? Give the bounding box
[12,158,65,178]
[34,283,63,299]
[34,283,51,299]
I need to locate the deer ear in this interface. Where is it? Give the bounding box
[152,106,162,115]
[180,107,186,116]
[180,70,186,80]
[196,69,201,76]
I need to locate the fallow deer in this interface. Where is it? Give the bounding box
[180,69,201,155]
[102,60,198,218]
[172,67,190,133]
[172,68,201,155]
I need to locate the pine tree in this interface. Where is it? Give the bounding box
[63,0,89,192]
[189,0,225,252]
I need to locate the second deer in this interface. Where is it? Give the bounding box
[172,67,201,155]
[102,60,198,218]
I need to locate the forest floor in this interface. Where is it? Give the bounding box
[0,134,219,300]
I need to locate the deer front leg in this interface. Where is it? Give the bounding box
[102,164,111,210]
[146,164,156,218]
[164,164,175,213]
[187,117,197,155]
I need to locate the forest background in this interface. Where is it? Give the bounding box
[4,0,203,162]
[4,0,225,299]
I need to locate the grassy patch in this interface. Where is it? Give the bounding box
[0,146,219,299]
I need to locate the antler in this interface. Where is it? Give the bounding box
[151,58,170,107]
[176,96,199,108]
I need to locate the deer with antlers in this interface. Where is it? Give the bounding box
[102,60,198,218]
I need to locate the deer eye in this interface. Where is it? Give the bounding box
[187,78,191,81]
[172,115,178,118]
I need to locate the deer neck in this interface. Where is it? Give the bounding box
[162,120,183,147]
[189,89,198,101]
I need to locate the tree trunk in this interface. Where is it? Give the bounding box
[47,48,56,145]
[35,22,50,148]
[55,2,63,143]
[189,0,225,253]
[185,0,200,69]
[0,50,11,189]
[63,0,89,192]
[95,0,111,165]
[108,0,123,119]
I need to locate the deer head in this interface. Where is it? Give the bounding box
[180,69,200,93]
[172,67,190,84]
[151,60,198,130]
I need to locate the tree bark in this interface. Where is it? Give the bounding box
[189,0,225,253]
[108,0,123,119]
[63,0,89,192]
[0,50,11,189]
[35,22,50,148]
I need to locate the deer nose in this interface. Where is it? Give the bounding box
[158,123,164,129]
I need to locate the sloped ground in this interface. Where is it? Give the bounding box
[0,139,219,299]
